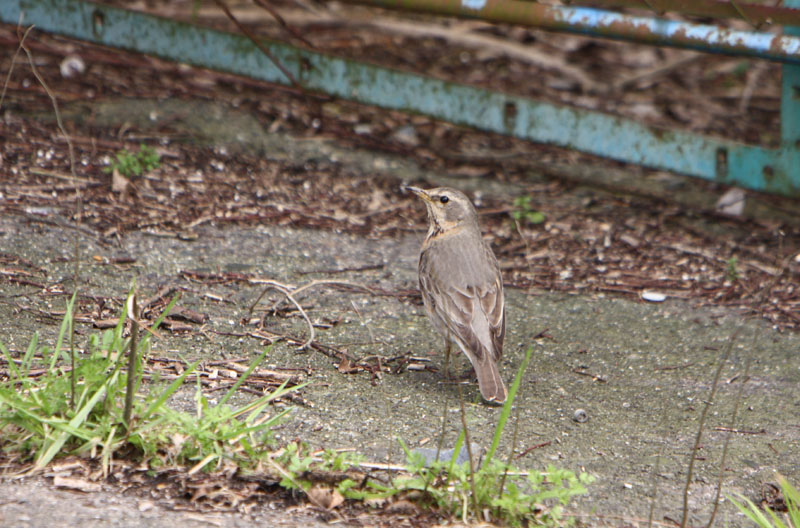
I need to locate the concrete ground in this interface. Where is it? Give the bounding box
[0,97,798,527]
[1,208,798,527]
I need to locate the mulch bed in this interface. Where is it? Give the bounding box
[1,5,798,333]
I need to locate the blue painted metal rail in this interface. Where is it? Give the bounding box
[1,0,799,195]
[344,0,800,65]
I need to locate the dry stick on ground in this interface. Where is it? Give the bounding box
[680,327,741,528]
[212,0,302,88]
[249,280,316,349]
[613,54,701,92]
[572,513,687,527]
[457,383,480,521]
[647,403,671,528]
[290,279,378,299]
[739,61,768,114]
[729,0,765,29]
[17,23,85,408]
[248,279,380,349]
[0,24,33,110]
[123,294,139,429]
[251,0,314,48]
[705,330,756,528]
[18,26,77,179]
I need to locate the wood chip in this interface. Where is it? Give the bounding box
[53,475,101,492]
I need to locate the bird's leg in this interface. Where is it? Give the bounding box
[442,337,451,379]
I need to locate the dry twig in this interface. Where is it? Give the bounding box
[212,0,302,88]
[252,0,314,48]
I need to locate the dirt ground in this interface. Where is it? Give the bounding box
[1,2,800,526]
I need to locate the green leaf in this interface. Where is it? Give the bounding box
[526,211,546,224]
[728,493,775,528]
[140,360,201,422]
[50,292,77,370]
[484,345,534,467]
[220,346,271,406]
[34,366,122,471]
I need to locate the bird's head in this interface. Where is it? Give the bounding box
[406,186,479,233]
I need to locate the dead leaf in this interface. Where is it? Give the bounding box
[716,187,746,216]
[337,356,360,374]
[366,189,388,212]
[308,485,344,510]
[111,168,129,194]
[171,433,188,453]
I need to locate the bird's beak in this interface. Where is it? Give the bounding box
[405,186,433,203]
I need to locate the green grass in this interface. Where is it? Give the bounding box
[0,294,591,525]
[388,345,593,526]
[270,346,594,526]
[388,445,592,526]
[0,289,304,475]
[103,144,160,177]
[729,475,800,528]
[512,195,546,225]
[726,256,741,282]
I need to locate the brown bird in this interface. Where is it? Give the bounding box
[408,186,507,403]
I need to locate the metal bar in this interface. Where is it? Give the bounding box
[336,0,800,65]
[1,0,798,195]
[784,0,800,149]
[560,0,800,27]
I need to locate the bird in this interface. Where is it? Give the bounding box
[407,186,507,404]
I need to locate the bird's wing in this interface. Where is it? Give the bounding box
[478,276,505,361]
[421,276,503,363]
[418,238,505,362]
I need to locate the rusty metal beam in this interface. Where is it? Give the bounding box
[561,0,800,28]
[1,0,798,195]
[336,0,800,64]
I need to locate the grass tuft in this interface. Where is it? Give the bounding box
[729,475,800,528]
[0,288,304,475]
[1,298,590,525]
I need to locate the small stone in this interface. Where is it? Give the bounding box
[390,125,420,147]
[572,409,588,423]
[641,291,667,302]
[60,55,86,78]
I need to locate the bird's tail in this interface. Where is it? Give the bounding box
[474,354,507,404]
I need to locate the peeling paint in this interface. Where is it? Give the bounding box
[461,0,486,11]
[553,5,800,57]
[1,0,798,195]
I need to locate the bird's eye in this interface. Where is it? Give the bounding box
[439,195,449,204]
